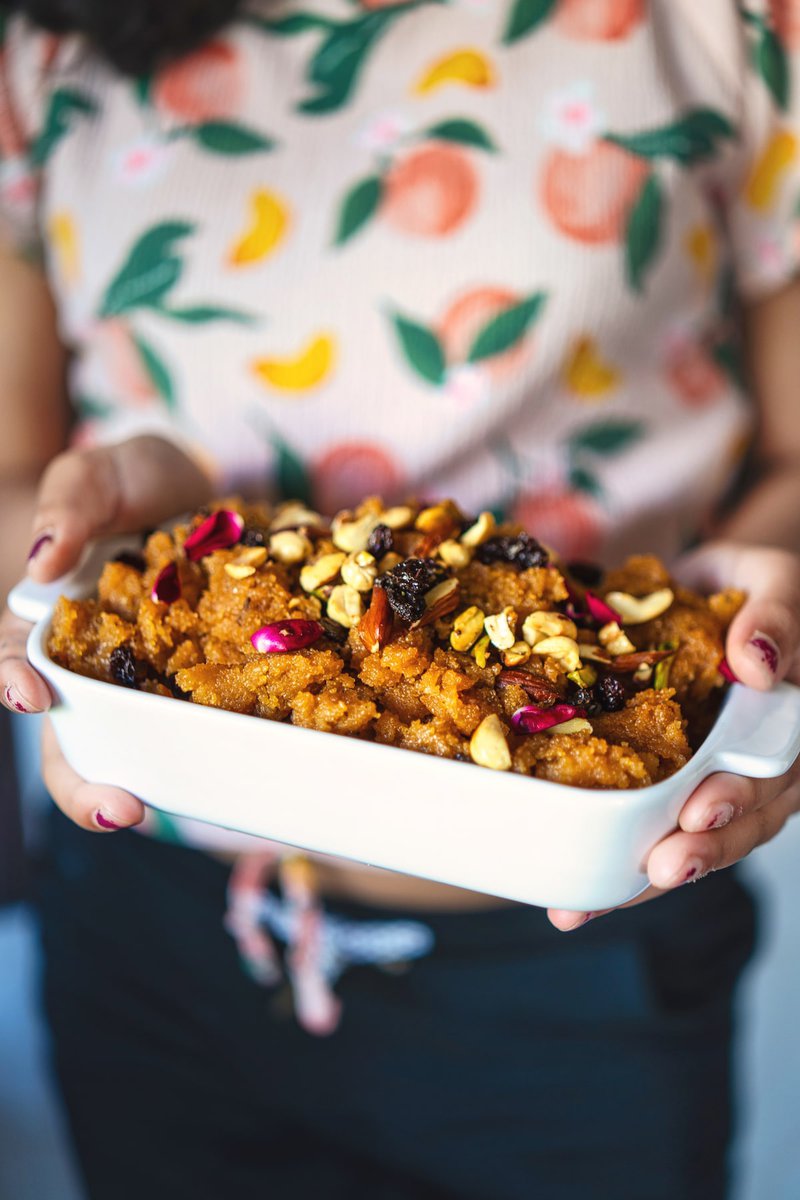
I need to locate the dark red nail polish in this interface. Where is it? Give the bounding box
[683,866,699,883]
[749,634,779,674]
[28,533,54,562]
[4,685,30,714]
[94,811,124,831]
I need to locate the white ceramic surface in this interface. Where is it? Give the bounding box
[10,560,800,911]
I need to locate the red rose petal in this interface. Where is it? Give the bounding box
[251,620,324,653]
[183,509,244,562]
[584,591,621,625]
[151,561,181,604]
[511,703,587,734]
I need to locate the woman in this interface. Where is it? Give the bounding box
[1,1,800,1196]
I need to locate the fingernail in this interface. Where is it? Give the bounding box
[748,631,780,676]
[94,810,125,831]
[566,912,594,931]
[28,532,54,562]
[673,859,704,887]
[705,803,734,831]
[3,684,32,714]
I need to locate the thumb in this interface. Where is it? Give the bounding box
[27,436,214,584]
[675,541,800,689]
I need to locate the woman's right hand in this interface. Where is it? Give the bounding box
[0,435,213,831]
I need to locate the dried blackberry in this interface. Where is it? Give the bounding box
[597,676,626,712]
[476,533,548,570]
[571,686,602,717]
[320,617,349,645]
[367,523,394,558]
[109,645,139,689]
[112,551,146,572]
[241,526,268,547]
[567,560,603,586]
[379,557,444,623]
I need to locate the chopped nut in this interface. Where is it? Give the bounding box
[579,644,613,664]
[450,606,486,652]
[341,550,377,592]
[469,714,511,771]
[326,584,364,629]
[545,717,593,735]
[522,611,578,645]
[378,551,403,573]
[484,607,517,651]
[332,512,381,554]
[358,585,393,653]
[633,663,653,683]
[567,665,597,687]
[380,505,415,530]
[414,577,460,628]
[502,641,532,667]
[269,530,312,565]
[237,546,268,567]
[604,588,675,625]
[460,511,496,548]
[598,621,636,656]
[530,635,582,673]
[472,634,491,668]
[415,500,461,535]
[269,503,322,532]
[438,539,472,570]
[224,562,256,580]
[300,551,346,593]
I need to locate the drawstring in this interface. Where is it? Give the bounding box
[279,856,342,1037]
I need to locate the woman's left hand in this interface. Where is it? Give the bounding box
[547,541,800,931]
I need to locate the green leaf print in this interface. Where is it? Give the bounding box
[467,293,546,364]
[249,12,334,35]
[754,26,790,110]
[191,121,275,155]
[99,221,194,318]
[134,75,152,106]
[390,313,446,386]
[502,0,558,46]
[334,175,384,246]
[74,395,115,421]
[568,421,644,456]
[30,88,98,168]
[159,304,255,324]
[273,437,314,506]
[568,465,603,499]
[605,109,736,166]
[423,119,498,153]
[625,173,663,293]
[132,333,176,409]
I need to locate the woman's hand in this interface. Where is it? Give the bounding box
[547,541,800,931]
[0,435,212,831]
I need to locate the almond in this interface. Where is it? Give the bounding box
[358,585,393,654]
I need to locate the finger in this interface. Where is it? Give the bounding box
[41,718,145,832]
[676,543,800,688]
[0,609,52,713]
[27,436,213,584]
[676,769,793,835]
[546,885,665,931]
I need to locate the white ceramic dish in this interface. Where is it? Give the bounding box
[10,546,800,911]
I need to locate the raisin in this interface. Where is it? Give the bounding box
[570,686,601,717]
[597,676,626,712]
[567,560,603,586]
[320,617,349,645]
[112,551,146,572]
[367,523,394,558]
[476,533,548,570]
[109,645,139,689]
[379,557,444,623]
[241,526,268,547]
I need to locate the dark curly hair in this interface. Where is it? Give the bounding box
[0,0,245,75]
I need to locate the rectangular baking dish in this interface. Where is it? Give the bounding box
[10,543,800,911]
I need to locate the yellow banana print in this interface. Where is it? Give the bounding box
[229,189,290,266]
[414,49,496,96]
[745,128,799,213]
[684,224,717,289]
[564,336,621,399]
[48,212,80,285]
[253,333,336,392]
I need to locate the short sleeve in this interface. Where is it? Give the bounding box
[0,15,58,257]
[727,2,800,300]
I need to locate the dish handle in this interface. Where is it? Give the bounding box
[7,537,138,625]
[710,682,800,779]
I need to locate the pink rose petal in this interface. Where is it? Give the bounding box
[512,703,587,734]
[585,591,621,625]
[251,620,324,653]
[718,656,739,684]
[151,562,181,604]
[183,509,244,561]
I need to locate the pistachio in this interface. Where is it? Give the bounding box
[484,607,517,651]
[224,562,256,580]
[460,511,496,548]
[438,539,472,570]
[604,588,675,625]
[469,714,512,771]
[380,505,415,530]
[545,717,593,735]
[530,636,582,673]
[341,550,377,592]
[326,584,364,629]
[567,665,598,687]
[331,512,381,554]
[300,551,346,593]
[598,621,636,656]
[237,546,269,568]
[450,606,486,652]
[270,530,312,565]
[269,503,322,532]
[502,641,532,667]
[472,634,491,668]
[522,610,578,646]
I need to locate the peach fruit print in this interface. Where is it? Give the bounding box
[504,0,643,45]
